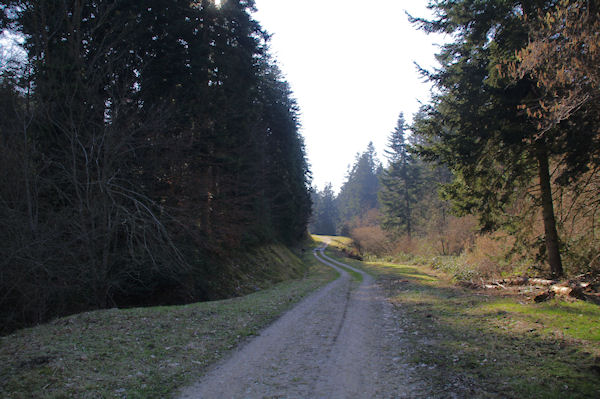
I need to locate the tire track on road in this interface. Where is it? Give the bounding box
[179,241,415,398]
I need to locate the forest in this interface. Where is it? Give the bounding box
[1,1,599,397]
[0,0,312,333]
[311,0,599,286]
[1,0,599,333]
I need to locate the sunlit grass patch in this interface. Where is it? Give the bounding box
[332,262,363,282]
[316,250,363,283]
[311,234,353,251]
[336,253,600,398]
[365,262,440,283]
[479,300,600,343]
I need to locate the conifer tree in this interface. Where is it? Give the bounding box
[0,0,313,331]
[337,142,380,223]
[310,184,338,235]
[407,0,600,277]
[379,113,420,238]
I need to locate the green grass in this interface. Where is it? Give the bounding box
[354,259,600,398]
[311,234,363,283]
[311,234,353,251]
[328,259,363,282]
[207,244,314,299]
[314,234,600,399]
[311,235,363,282]
[0,248,337,398]
[314,234,600,397]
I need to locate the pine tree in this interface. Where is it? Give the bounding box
[0,0,314,330]
[258,59,312,244]
[379,113,420,238]
[407,0,600,277]
[337,142,380,223]
[309,184,338,235]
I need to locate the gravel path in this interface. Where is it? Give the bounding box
[178,242,423,398]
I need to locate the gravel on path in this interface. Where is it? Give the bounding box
[178,242,425,398]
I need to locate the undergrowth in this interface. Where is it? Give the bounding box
[323,242,600,399]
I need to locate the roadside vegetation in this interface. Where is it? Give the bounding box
[323,239,600,398]
[0,1,312,334]
[310,0,599,287]
[0,245,337,399]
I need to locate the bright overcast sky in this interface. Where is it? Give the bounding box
[253,0,444,193]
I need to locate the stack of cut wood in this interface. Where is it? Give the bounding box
[479,274,600,304]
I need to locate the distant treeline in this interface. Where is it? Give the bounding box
[311,0,599,281]
[0,0,311,333]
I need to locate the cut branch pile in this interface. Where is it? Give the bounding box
[472,274,600,305]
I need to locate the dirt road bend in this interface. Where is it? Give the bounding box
[178,242,420,398]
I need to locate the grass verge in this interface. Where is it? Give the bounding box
[0,247,337,399]
[312,235,363,282]
[311,235,353,252]
[321,251,364,283]
[323,240,600,398]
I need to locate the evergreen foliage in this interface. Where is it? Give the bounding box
[507,0,600,136]
[0,0,312,333]
[408,0,600,277]
[309,183,338,236]
[336,142,381,224]
[379,113,421,238]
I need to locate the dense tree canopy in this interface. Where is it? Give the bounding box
[336,142,381,225]
[379,113,422,238]
[408,0,600,277]
[508,0,600,136]
[0,0,312,332]
[309,183,338,236]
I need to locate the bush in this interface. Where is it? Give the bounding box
[460,233,527,279]
[350,225,394,257]
[428,256,478,282]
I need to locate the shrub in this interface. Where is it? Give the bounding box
[350,225,394,257]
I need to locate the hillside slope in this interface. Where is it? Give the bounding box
[0,243,336,398]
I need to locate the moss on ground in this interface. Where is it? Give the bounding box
[0,245,337,398]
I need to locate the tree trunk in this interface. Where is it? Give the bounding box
[405,183,412,239]
[535,139,564,278]
[402,158,412,239]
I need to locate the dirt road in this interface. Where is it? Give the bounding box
[178,242,423,398]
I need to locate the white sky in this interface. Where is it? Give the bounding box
[253,0,444,193]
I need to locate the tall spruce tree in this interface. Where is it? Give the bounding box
[258,59,312,244]
[379,113,420,238]
[337,142,381,224]
[309,184,338,235]
[0,0,313,331]
[407,0,600,277]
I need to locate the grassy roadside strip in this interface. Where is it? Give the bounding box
[312,235,353,252]
[322,239,600,398]
[312,235,363,282]
[316,251,363,282]
[0,248,337,399]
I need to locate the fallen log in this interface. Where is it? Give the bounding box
[536,285,595,303]
[551,285,573,296]
[505,277,529,286]
[534,291,555,302]
[495,277,557,287]
[529,278,557,286]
